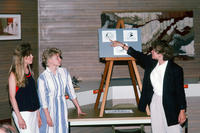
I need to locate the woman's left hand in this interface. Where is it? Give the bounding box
[77,109,87,117]
[178,109,186,124]
[72,98,87,117]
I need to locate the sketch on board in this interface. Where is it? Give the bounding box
[102,30,116,42]
[114,43,128,55]
[123,30,138,42]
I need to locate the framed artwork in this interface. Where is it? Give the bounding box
[0,14,21,40]
[101,11,194,58]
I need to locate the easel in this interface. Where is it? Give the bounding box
[94,57,143,117]
[94,19,146,117]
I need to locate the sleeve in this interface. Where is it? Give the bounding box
[64,69,77,100]
[37,75,48,108]
[175,67,187,110]
[127,47,152,69]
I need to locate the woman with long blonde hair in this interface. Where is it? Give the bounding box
[8,43,41,133]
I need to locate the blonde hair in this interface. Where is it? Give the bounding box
[9,43,33,87]
[42,48,62,69]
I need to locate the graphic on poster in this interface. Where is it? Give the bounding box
[102,30,116,42]
[123,30,138,42]
[114,43,128,55]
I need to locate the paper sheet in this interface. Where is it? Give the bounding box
[102,30,116,42]
[105,109,134,114]
[123,30,138,42]
[113,43,128,55]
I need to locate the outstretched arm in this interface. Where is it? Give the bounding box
[110,40,129,50]
[110,40,152,69]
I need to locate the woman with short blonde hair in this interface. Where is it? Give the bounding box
[41,47,62,69]
[38,47,85,133]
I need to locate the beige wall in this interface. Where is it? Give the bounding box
[38,0,200,81]
[0,0,38,120]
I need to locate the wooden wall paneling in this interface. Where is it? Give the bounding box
[38,0,200,81]
[0,0,38,120]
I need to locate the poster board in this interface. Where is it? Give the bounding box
[98,28,142,58]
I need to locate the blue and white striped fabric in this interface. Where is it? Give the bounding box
[37,67,76,133]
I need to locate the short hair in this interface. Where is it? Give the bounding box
[42,48,62,68]
[151,40,173,60]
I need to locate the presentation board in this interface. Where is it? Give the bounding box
[98,28,142,58]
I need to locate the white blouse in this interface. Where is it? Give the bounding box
[150,61,168,96]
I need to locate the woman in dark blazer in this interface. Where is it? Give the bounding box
[110,40,187,133]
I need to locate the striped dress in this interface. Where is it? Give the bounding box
[37,67,76,133]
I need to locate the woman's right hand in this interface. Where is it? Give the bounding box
[18,117,27,129]
[46,116,53,127]
[110,40,123,47]
[43,108,53,127]
[37,111,42,128]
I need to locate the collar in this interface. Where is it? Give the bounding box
[46,67,51,73]
[157,60,168,68]
[46,67,59,74]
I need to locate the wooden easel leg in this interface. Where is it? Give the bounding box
[116,19,125,29]
[131,61,142,91]
[94,61,110,110]
[99,60,113,117]
[128,61,140,105]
